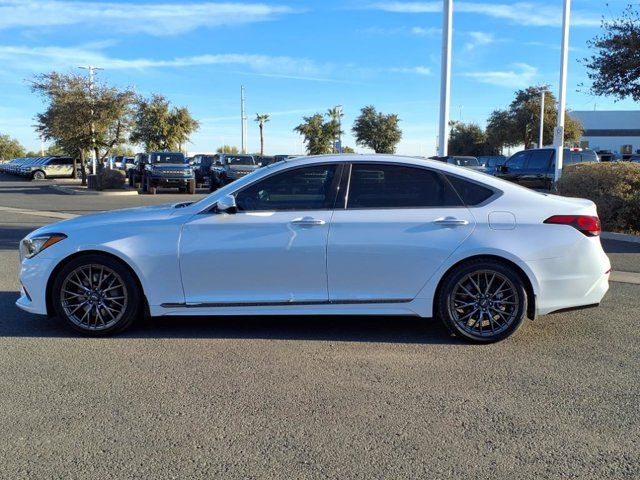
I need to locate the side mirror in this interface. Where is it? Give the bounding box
[216,194,237,214]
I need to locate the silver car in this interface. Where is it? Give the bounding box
[23,156,76,180]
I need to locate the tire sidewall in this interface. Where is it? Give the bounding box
[438,260,528,343]
[52,254,141,336]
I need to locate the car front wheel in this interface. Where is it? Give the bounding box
[52,254,141,335]
[437,259,528,343]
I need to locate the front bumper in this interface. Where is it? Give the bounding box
[15,256,58,316]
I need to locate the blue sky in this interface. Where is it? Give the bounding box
[0,0,636,155]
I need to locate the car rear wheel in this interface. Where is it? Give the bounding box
[32,170,46,181]
[52,254,141,335]
[437,259,528,343]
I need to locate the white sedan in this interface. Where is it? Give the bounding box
[17,155,611,343]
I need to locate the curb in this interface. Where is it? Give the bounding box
[601,232,640,244]
[49,185,139,196]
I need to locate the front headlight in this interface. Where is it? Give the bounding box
[19,234,67,259]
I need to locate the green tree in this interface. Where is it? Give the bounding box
[31,72,136,184]
[584,5,640,101]
[294,114,334,155]
[485,86,583,150]
[130,94,200,151]
[0,133,26,160]
[448,122,497,156]
[255,113,270,157]
[352,106,402,154]
[341,146,355,154]
[216,145,240,154]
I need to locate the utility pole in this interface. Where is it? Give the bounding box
[539,88,546,148]
[438,0,453,157]
[40,135,44,156]
[78,65,103,174]
[240,86,247,154]
[554,0,571,184]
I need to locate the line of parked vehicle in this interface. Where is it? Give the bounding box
[124,151,297,194]
[4,147,636,194]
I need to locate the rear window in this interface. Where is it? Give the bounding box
[445,175,495,206]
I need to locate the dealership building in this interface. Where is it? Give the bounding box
[571,110,640,157]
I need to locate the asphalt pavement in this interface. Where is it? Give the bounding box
[0,174,638,479]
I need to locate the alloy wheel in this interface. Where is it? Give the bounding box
[448,270,520,338]
[60,264,128,331]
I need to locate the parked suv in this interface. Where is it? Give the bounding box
[209,154,259,192]
[22,156,75,180]
[495,148,599,190]
[190,154,217,187]
[136,152,196,194]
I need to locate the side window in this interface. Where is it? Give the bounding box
[507,151,528,170]
[445,175,495,206]
[347,164,462,209]
[526,150,553,170]
[236,164,338,212]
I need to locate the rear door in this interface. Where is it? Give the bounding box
[327,163,475,302]
[519,149,554,190]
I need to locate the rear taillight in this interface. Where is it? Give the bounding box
[544,215,601,237]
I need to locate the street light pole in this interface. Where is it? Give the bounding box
[554,0,571,184]
[539,88,546,147]
[438,0,453,157]
[240,86,247,154]
[78,65,103,175]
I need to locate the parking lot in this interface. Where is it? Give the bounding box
[0,174,639,479]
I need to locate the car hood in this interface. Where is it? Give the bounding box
[28,203,186,239]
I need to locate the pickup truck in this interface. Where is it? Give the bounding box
[495,148,599,190]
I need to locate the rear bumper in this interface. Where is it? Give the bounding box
[528,239,611,316]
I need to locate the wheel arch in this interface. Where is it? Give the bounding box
[433,254,537,321]
[45,249,149,318]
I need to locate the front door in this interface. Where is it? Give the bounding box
[179,163,342,305]
[327,163,475,302]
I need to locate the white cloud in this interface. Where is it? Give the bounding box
[358,25,439,36]
[463,63,538,88]
[390,66,432,76]
[0,1,296,35]
[369,2,601,27]
[464,31,497,51]
[0,44,334,80]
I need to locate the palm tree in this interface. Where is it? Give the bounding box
[255,113,270,158]
[326,106,344,153]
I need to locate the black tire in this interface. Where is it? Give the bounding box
[128,174,134,187]
[437,259,528,343]
[32,170,46,181]
[178,186,186,193]
[51,254,141,336]
[187,179,196,194]
[142,176,149,193]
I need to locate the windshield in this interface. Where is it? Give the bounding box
[150,153,186,164]
[225,155,255,166]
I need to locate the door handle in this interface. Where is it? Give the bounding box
[291,217,326,226]
[434,217,469,227]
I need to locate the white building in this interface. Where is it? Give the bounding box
[571,110,640,158]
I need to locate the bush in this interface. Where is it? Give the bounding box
[557,162,640,233]
[98,168,126,190]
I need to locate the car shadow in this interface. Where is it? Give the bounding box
[0,225,43,250]
[0,291,457,344]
